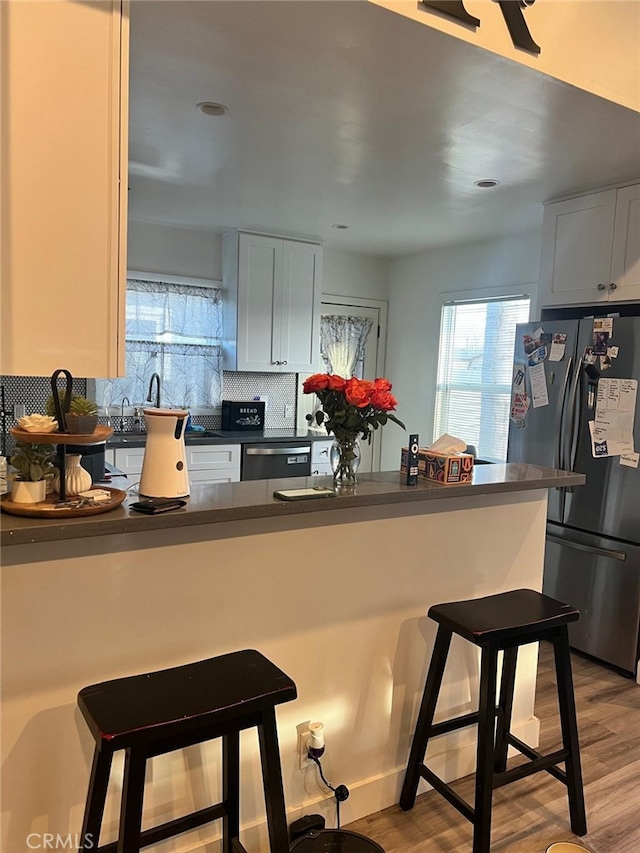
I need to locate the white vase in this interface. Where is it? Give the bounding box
[11,479,46,504]
[53,454,92,496]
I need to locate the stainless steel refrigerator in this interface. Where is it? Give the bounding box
[507,316,640,676]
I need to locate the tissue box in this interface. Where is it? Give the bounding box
[400,448,474,484]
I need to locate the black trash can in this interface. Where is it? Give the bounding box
[290,829,385,852]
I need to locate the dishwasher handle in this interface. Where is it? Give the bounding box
[244,445,311,456]
[546,533,627,562]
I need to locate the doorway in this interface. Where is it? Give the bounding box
[297,296,388,473]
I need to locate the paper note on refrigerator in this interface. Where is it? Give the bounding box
[528,363,549,408]
[620,451,640,469]
[589,378,637,457]
[548,333,567,362]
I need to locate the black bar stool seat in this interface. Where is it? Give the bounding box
[399,589,587,853]
[78,649,297,853]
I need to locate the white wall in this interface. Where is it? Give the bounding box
[128,219,223,280]
[381,231,540,469]
[322,248,389,301]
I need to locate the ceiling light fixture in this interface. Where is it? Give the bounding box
[474,179,500,188]
[331,224,349,230]
[196,102,228,117]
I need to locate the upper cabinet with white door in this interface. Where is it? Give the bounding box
[538,183,640,311]
[0,0,129,378]
[223,231,322,372]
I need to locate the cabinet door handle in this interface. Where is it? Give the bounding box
[273,360,281,365]
[597,283,606,291]
[321,449,328,456]
[282,360,287,366]
[609,282,617,291]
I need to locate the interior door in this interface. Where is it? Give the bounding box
[298,301,383,473]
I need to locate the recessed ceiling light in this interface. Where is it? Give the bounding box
[474,179,500,188]
[196,102,228,117]
[331,224,349,230]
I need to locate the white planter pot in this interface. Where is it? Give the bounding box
[11,479,46,504]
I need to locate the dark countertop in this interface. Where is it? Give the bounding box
[107,429,333,448]
[0,464,585,547]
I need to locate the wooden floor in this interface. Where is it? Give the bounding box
[345,643,640,852]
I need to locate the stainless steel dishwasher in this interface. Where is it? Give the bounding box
[241,442,312,481]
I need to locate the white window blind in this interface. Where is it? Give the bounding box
[434,296,530,462]
[95,279,223,410]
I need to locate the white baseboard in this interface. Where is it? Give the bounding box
[161,716,541,852]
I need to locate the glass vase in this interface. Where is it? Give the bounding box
[330,436,361,484]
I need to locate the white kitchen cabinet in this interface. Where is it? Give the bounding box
[185,444,241,485]
[0,0,129,378]
[538,183,640,311]
[223,232,322,372]
[113,447,145,480]
[113,444,241,487]
[610,184,640,301]
[311,439,333,476]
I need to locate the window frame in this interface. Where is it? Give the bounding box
[434,283,536,462]
[88,270,224,415]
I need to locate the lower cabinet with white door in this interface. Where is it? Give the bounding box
[113,447,145,480]
[186,444,241,486]
[112,444,241,488]
[311,439,333,476]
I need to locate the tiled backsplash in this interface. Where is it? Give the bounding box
[0,371,297,456]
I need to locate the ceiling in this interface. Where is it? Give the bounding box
[128,1,640,258]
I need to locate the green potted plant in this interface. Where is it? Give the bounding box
[45,393,99,434]
[9,441,56,503]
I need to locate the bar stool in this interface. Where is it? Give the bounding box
[77,649,297,853]
[399,589,587,853]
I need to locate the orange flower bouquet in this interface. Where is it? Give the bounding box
[303,373,405,482]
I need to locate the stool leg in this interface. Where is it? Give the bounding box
[493,646,518,773]
[553,627,587,836]
[258,706,290,853]
[399,626,452,811]
[222,730,240,853]
[117,748,147,853]
[79,746,112,852]
[473,643,499,853]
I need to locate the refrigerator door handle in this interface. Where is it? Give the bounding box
[555,356,573,494]
[546,533,627,562]
[564,353,583,493]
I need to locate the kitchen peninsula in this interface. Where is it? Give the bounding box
[1,464,583,852]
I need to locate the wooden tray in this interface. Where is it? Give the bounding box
[0,487,127,518]
[10,425,113,445]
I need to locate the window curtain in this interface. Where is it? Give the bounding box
[320,315,373,377]
[94,279,223,410]
[434,297,530,462]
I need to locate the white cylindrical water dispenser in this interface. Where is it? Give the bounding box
[139,408,189,498]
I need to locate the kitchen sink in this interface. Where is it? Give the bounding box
[108,429,226,443]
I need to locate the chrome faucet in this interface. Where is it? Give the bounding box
[119,397,130,431]
[147,373,161,408]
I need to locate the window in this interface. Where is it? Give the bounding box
[434,295,530,462]
[94,276,223,410]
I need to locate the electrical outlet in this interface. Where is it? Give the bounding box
[296,721,312,769]
[296,720,325,769]
[13,404,26,419]
[285,404,294,419]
